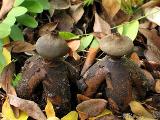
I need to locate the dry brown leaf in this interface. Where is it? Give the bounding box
[9,41,36,53]
[67,40,80,51]
[102,0,120,19]
[130,52,141,66]
[39,22,58,36]
[93,12,111,34]
[50,0,70,10]
[8,94,47,120]
[0,62,19,118]
[0,62,16,95]
[155,79,160,93]
[141,0,160,9]
[81,47,99,76]
[69,3,84,23]
[76,99,107,120]
[0,0,15,19]
[55,11,74,32]
[139,29,160,63]
[77,94,90,103]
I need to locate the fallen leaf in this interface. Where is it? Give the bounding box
[2,47,11,65]
[102,0,120,19]
[139,28,160,63]
[8,94,47,120]
[89,109,112,120]
[145,7,160,26]
[130,52,141,66]
[54,11,74,32]
[155,79,160,93]
[0,62,16,95]
[117,20,139,41]
[0,0,15,19]
[61,111,78,120]
[45,98,56,118]
[47,117,60,120]
[124,113,135,120]
[141,0,160,9]
[93,12,111,35]
[69,3,84,23]
[129,101,154,118]
[2,98,28,120]
[67,40,80,51]
[81,40,99,75]
[9,41,35,53]
[77,94,90,103]
[76,99,107,120]
[39,22,58,36]
[50,0,70,10]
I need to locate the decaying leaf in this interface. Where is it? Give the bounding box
[102,0,120,19]
[145,7,160,26]
[2,98,28,120]
[45,98,56,118]
[61,111,78,120]
[50,0,71,10]
[67,40,80,51]
[130,52,141,66]
[9,41,36,53]
[69,3,84,23]
[155,79,160,93]
[0,0,15,19]
[8,94,47,120]
[141,0,160,9]
[0,62,16,95]
[39,22,58,36]
[54,11,74,32]
[139,29,160,63]
[124,113,134,120]
[93,12,111,35]
[76,99,107,120]
[129,101,154,119]
[89,109,112,120]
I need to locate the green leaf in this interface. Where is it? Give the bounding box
[17,14,38,28]
[21,0,43,13]
[117,20,139,41]
[59,32,77,40]
[12,73,22,87]
[14,0,25,7]
[38,0,50,10]
[8,6,27,17]
[3,16,16,27]
[90,38,99,48]
[61,111,78,120]
[84,0,94,6]
[10,25,24,41]
[0,23,11,39]
[78,34,93,51]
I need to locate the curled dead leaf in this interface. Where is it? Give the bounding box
[8,94,47,120]
[76,99,107,120]
[39,22,58,36]
[9,41,36,53]
[93,12,111,34]
[0,0,15,19]
[102,0,120,19]
[129,101,154,119]
[50,0,71,10]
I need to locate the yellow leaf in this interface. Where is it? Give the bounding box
[124,113,135,120]
[2,98,28,120]
[2,37,10,45]
[47,117,60,120]
[89,109,112,120]
[45,98,56,118]
[61,111,78,120]
[129,101,154,119]
[2,47,11,65]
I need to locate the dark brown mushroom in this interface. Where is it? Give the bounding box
[16,34,78,117]
[99,34,134,57]
[36,33,69,60]
[78,34,148,112]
